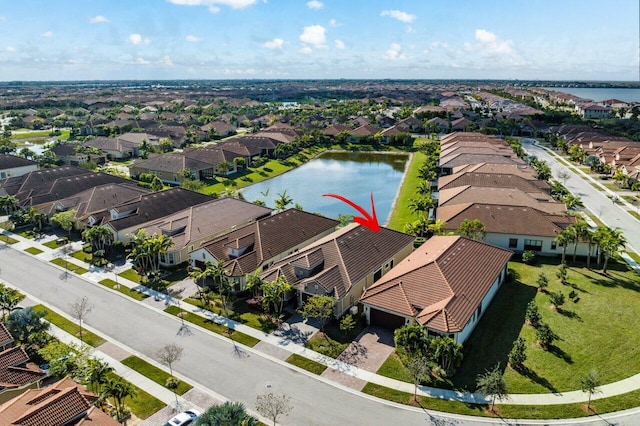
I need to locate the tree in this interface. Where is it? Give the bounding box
[536,272,548,292]
[580,370,602,411]
[525,300,541,327]
[157,343,184,408]
[298,294,335,334]
[255,392,292,426]
[126,229,173,283]
[456,218,486,241]
[476,363,508,411]
[0,284,21,319]
[38,341,88,379]
[431,336,463,376]
[556,261,568,284]
[536,323,558,350]
[0,195,19,215]
[507,337,527,371]
[394,324,431,358]
[244,269,263,299]
[179,168,195,181]
[102,376,137,422]
[51,209,77,236]
[82,225,113,253]
[274,190,293,212]
[408,196,433,220]
[70,296,93,345]
[599,226,627,274]
[548,291,565,311]
[261,276,292,319]
[217,161,232,175]
[339,314,356,338]
[403,353,433,400]
[196,401,259,426]
[138,173,164,191]
[5,307,51,353]
[84,357,113,394]
[556,230,573,264]
[562,194,584,211]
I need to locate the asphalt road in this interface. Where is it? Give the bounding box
[522,139,640,255]
[1,230,639,425]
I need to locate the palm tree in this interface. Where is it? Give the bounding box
[408,197,432,220]
[0,195,19,215]
[431,336,463,376]
[584,227,595,269]
[82,225,113,252]
[416,181,431,196]
[0,285,20,319]
[568,219,589,263]
[102,377,137,421]
[555,229,574,264]
[196,401,259,426]
[274,190,293,212]
[245,269,264,298]
[600,227,627,274]
[562,194,584,211]
[85,358,113,394]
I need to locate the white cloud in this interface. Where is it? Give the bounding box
[307,0,323,10]
[160,55,174,66]
[299,25,326,49]
[382,43,406,60]
[167,0,257,10]
[329,18,339,27]
[380,10,416,24]
[89,15,109,24]
[135,57,150,65]
[129,34,151,45]
[334,39,345,50]
[6,46,16,52]
[41,31,53,38]
[299,46,312,54]
[468,29,526,66]
[264,38,284,49]
[186,35,202,42]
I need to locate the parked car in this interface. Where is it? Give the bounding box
[163,409,201,426]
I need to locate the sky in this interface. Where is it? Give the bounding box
[0,0,638,81]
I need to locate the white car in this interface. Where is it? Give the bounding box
[163,409,201,426]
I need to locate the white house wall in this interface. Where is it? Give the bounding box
[484,232,590,257]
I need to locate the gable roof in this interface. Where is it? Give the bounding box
[0,167,90,197]
[438,171,550,193]
[201,209,338,276]
[131,153,213,174]
[0,155,37,170]
[0,346,46,391]
[261,224,414,299]
[361,236,512,333]
[48,183,150,219]
[437,185,565,214]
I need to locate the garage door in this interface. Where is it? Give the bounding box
[370,308,406,330]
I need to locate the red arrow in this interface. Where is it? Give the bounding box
[323,192,381,233]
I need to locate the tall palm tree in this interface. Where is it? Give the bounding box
[102,377,137,421]
[432,336,463,376]
[82,225,113,252]
[0,285,20,319]
[85,358,113,394]
[584,227,595,269]
[274,190,293,212]
[568,219,589,263]
[555,229,573,264]
[600,227,627,274]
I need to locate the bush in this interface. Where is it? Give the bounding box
[525,300,541,327]
[536,323,558,349]
[508,337,527,370]
[522,250,536,264]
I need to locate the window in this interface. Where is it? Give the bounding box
[476,305,482,320]
[551,241,557,250]
[524,239,543,252]
[373,268,382,282]
[508,238,518,248]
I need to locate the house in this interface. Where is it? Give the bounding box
[450,117,474,131]
[322,124,351,138]
[0,376,119,425]
[139,197,273,266]
[190,209,338,289]
[577,102,612,119]
[438,153,524,176]
[360,236,512,344]
[396,116,423,133]
[0,167,90,199]
[436,202,588,256]
[436,170,550,195]
[129,153,215,184]
[0,155,38,180]
[348,124,379,143]
[0,324,47,404]
[201,121,237,138]
[260,224,415,317]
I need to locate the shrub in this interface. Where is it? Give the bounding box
[525,300,541,327]
[508,337,527,370]
[548,291,565,311]
[536,323,558,350]
[536,272,548,292]
[522,250,536,264]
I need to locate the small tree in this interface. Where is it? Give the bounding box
[548,291,565,311]
[157,343,184,409]
[521,250,536,265]
[403,353,432,400]
[394,324,431,358]
[580,369,602,411]
[536,272,548,292]
[476,363,508,412]
[339,314,356,338]
[196,401,258,426]
[298,294,335,334]
[507,337,527,371]
[536,323,558,350]
[456,218,486,241]
[525,300,541,327]
[255,392,292,426]
[51,209,77,236]
[556,262,568,284]
[70,296,93,345]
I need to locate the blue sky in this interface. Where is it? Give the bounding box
[0,0,638,81]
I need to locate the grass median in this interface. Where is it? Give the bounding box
[50,257,89,275]
[32,304,105,347]
[121,355,192,395]
[98,278,148,301]
[286,353,327,375]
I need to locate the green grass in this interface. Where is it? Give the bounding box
[376,352,413,382]
[628,210,640,221]
[625,251,640,264]
[286,353,327,375]
[164,306,260,347]
[103,372,164,419]
[32,304,105,347]
[118,268,142,283]
[164,268,190,283]
[305,333,349,358]
[121,356,193,395]
[449,259,640,394]
[0,234,18,244]
[362,383,640,419]
[386,151,427,232]
[98,278,148,301]
[18,230,36,239]
[43,239,67,249]
[586,214,606,227]
[24,246,43,255]
[184,297,279,333]
[70,250,92,263]
[49,257,89,274]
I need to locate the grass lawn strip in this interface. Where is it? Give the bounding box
[386,151,426,232]
[71,250,92,263]
[49,257,89,274]
[104,371,164,419]
[98,278,148,301]
[32,304,105,347]
[43,239,65,249]
[118,268,142,283]
[286,353,327,375]
[304,332,348,359]
[24,246,44,255]
[164,306,260,347]
[184,297,278,333]
[121,355,192,395]
[0,234,18,244]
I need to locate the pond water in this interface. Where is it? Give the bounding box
[241,151,409,224]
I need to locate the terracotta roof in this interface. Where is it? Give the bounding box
[361,236,512,333]
[0,323,14,349]
[201,209,338,276]
[438,186,565,214]
[261,224,415,299]
[450,162,538,179]
[438,171,550,193]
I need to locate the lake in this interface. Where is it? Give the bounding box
[542,87,640,103]
[241,151,409,224]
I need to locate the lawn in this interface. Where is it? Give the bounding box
[304,314,368,358]
[104,372,164,419]
[286,353,327,375]
[50,257,89,274]
[24,246,44,255]
[164,306,260,347]
[70,250,92,263]
[118,268,142,283]
[43,239,68,249]
[386,151,427,232]
[98,278,148,301]
[0,234,18,244]
[32,304,106,347]
[184,296,280,333]
[121,355,192,395]
[376,352,412,383]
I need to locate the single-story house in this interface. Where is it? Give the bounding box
[360,236,512,344]
[0,155,38,180]
[129,153,215,184]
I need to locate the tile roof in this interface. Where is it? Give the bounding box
[1,167,90,197]
[261,224,415,299]
[131,153,213,174]
[437,186,566,214]
[438,171,550,193]
[201,209,338,277]
[0,155,37,170]
[48,183,151,219]
[0,323,14,349]
[361,236,512,333]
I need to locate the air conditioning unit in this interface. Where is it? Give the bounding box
[349,306,358,315]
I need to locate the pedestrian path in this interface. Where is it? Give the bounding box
[3,228,640,407]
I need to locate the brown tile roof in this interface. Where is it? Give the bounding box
[437,203,576,237]
[46,183,150,219]
[201,209,338,277]
[261,224,414,299]
[131,153,213,174]
[438,172,550,193]
[450,162,538,179]
[322,124,351,136]
[0,323,14,349]
[350,124,379,137]
[0,155,37,170]
[361,236,512,333]
[437,186,565,214]
[1,167,90,197]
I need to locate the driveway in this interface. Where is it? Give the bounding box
[321,326,395,390]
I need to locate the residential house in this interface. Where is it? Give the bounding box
[129,153,215,184]
[0,167,90,199]
[348,124,379,143]
[360,236,512,344]
[201,121,237,138]
[0,377,119,425]
[438,153,524,176]
[140,197,272,266]
[321,124,351,139]
[0,155,38,180]
[191,209,338,289]
[0,324,47,404]
[260,224,415,317]
[577,102,612,119]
